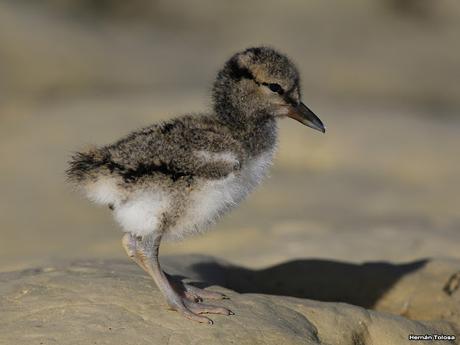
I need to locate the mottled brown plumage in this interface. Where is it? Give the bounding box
[67,46,325,324]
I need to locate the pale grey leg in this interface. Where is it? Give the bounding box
[122,233,233,324]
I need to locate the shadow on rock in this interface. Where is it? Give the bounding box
[187,258,427,309]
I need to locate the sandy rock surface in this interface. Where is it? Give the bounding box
[1,255,458,345]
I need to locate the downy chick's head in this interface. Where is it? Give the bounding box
[212,46,325,133]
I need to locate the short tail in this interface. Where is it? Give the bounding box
[66,148,109,183]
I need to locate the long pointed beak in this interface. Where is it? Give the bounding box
[287,102,325,133]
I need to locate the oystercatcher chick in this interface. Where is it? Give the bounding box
[67,46,325,324]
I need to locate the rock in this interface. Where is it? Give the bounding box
[0,255,458,345]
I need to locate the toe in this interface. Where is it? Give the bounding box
[180,308,214,324]
[171,302,213,324]
[185,300,234,316]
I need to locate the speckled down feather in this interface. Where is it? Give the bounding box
[67,46,305,240]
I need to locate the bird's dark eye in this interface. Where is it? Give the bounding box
[268,83,284,95]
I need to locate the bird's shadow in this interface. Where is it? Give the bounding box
[177,258,427,309]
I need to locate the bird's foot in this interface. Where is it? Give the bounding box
[165,289,234,325]
[165,274,233,324]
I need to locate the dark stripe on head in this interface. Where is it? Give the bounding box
[228,58,255,81]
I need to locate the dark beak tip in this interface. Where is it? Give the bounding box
[288,101,326,134]
[320,122,326,133]
[311,120,325,133]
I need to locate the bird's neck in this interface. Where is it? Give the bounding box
[241,115,278,157]
[215,107,278,157]
[212,76,278,156]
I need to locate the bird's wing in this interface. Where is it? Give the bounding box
[106,118,243,181]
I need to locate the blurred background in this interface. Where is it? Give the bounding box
[0,0,459,272]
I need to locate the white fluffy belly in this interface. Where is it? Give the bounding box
[113,190,170,237]
[85,150,274,239]
[167,150,274,240]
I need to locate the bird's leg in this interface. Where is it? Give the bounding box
[122,233,201,301]
[121,233,233,324]
[122,233,148,271]
[123,234,228,302]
